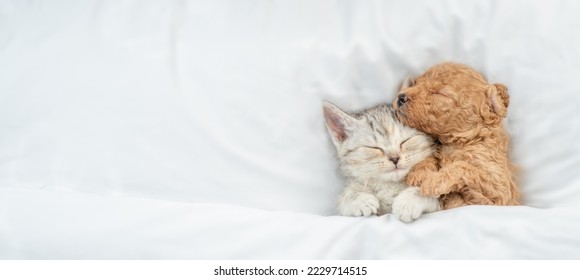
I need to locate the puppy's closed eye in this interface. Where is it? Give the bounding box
[433,88,454,98]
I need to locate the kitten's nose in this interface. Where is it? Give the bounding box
[389,156,400,165]
[397,94,408,107]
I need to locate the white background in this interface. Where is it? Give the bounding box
[1,0,579,259]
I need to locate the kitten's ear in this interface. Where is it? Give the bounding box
[322,101,357,146]
[400,76,415,91]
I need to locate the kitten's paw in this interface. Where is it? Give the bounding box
[375,185,406,215]
[392,187,441,223]
[338,193,380,217]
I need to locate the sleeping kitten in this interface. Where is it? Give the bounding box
[322,101,440,222]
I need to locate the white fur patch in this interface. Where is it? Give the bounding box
[392,187,440,223]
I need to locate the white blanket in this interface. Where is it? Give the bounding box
[1,0,579,259]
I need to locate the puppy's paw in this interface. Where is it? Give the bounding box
[420,185,448,197]
[407,169,440,191]
[338,192,380,217]
[419,176,449,197]
[405,171,426,187]
[392,187,441,223]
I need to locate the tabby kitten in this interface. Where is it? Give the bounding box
[322,101,440,222]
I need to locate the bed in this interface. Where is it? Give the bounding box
[1,0,579,259]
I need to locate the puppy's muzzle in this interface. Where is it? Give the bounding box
[397,93,408,108]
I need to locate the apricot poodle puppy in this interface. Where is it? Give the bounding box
[393,62,520,209]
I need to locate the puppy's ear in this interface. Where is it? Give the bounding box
[491,84,510,112]
[322,101,357,146]
[400,76,415,91]
[482,83,509,123]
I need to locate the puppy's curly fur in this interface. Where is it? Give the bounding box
[393,62,520,209]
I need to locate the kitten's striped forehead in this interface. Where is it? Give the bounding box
[355,104,402,141]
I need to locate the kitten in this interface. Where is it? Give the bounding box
[322,101,440,222]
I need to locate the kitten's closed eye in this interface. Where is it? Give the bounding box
[362,146,385,155]
[400,137,411,148]
[400,135,431,151]
[400,136,417,148]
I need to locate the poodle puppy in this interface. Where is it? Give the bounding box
[392,62,520,209]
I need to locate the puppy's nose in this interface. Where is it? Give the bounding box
[397,94,408,107]
[389,156,400,165]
